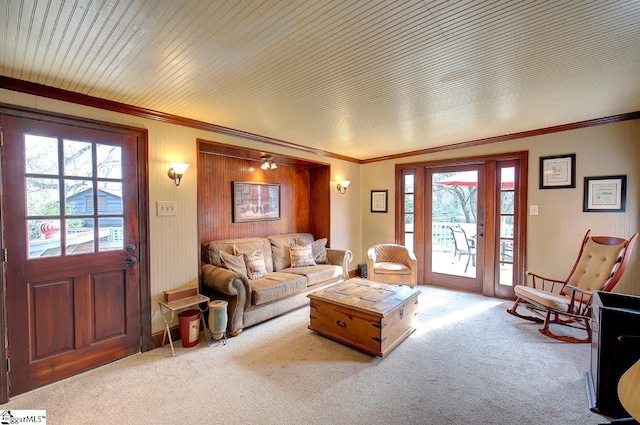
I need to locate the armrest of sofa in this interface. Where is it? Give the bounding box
[201,264,251,335]
[326,248,353,280]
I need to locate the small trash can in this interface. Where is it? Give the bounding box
[178,309,201,348]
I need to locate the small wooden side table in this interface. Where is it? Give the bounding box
[159,293,211,357]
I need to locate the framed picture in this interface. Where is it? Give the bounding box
[233,182,281,222]
[371,190,388,213]
[583,175,626,213]
[539,154,576,189]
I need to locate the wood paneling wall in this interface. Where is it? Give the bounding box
[198,141,330,249]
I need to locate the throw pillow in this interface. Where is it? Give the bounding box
[220,251,248,277]
[311,238,328,264]
[290,243,317,268]
[243,249,268,280]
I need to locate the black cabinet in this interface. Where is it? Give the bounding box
[586,291,640,418]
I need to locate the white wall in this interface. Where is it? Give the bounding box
[361,119,640,295]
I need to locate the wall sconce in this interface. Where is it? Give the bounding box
[167,162,190,186]
[336,180,351,194]
[260,156,278,170]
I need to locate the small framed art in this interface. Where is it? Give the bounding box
[371,190,388,213]
[539,154,576,189]
[583,175,626,213]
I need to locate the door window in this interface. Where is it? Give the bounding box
[498,166,515,287]
[404,174,415,253]
[432,170,478,278]
[25,134,124,258]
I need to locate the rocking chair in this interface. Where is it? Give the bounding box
[507,229,638,343]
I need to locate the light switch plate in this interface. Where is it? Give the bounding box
[530,205,539,216]
[157,201,177,216]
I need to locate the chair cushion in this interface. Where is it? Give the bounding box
[567,238,626,291]
[374,262,411,275]
[514,285,571,311]
[372,244,410,265]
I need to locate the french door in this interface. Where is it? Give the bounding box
[1,115,145,397]
[398,152,527,297]
[427,164,485,293]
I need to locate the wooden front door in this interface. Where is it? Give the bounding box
[2,116,142,396]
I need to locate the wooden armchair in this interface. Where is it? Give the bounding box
[507,230,638,343]
[366,243,417,285]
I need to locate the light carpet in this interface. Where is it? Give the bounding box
[4,286,610,424]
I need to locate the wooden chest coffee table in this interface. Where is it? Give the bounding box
[308,278,420,357]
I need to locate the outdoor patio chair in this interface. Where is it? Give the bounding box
[507,229,637,343]
[448,225,476,272]
[366,243,417,285]
[500,241,513,264]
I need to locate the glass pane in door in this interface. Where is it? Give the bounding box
[24,134,126,258]
[432,170,478,277]
[404,174,415,252]
[498,166,515,286]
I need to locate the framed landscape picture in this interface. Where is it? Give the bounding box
[539,153,576,189]
[583,175,626,212]
[371,190,388,213]
[233,182,281,222]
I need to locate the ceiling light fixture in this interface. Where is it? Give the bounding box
[261,156,277,170]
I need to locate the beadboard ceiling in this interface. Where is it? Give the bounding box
[1,1,639,160]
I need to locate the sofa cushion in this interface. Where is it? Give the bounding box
[205,238,274,273]
[290,243,317,267]
[204,243,235,268]
[279,264,343,287]
[268,233,314,271]
[311,238,328,264]
[220,251,248,276]
[243,249,268,280]
[250,272,308,305]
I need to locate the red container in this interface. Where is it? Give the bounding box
[178,309,201,348]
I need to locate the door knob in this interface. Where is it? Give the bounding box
[121,256,138,265]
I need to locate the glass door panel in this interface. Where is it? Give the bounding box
[432,170,478,278]
[498,166,515,287]
[404,174,415,253]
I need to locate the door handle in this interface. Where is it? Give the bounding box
[121,256,138,266]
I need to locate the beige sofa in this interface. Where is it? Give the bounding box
[201,233,352,336]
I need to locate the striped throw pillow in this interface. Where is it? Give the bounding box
[290,243,317,268]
